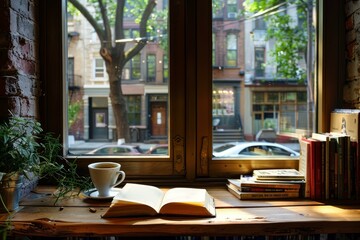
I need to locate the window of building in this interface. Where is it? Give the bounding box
[41,0,343,179]
[212,33,216,66]
[213,88,235,116]
[254,47,265,77]
[227,0,237,19]
[213,0,224,18]
[94,58,105,79]
[131,54,141,80]
[226,33,237,67]
[147,54,156,82]
[163,54,168,83]
[125,95,141,125]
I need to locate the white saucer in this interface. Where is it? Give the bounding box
[82,188,121,200]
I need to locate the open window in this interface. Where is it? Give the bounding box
[40,0,344,181]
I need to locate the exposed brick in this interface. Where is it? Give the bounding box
[347,59,358,80]
[0,96,21,116]
[0,75,18,96]
[13,58,36,76]
[346,15,354,31]
[0,49,16,73]
[347,40,357,60]
[347,28,356,44]
[17,74,33,97]
[346,0,360,17]
[10,0,31,20]
[13,36,36,61]
[20,96,31,117]
[16,13,35,41]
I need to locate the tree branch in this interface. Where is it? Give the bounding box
[125,0,157,62]
[114,0,126,56]
[97,0,112,47]
[69,0,105,43]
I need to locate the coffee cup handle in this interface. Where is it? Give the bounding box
[112,170,126,188]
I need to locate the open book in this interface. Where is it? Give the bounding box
[102,183,216,217]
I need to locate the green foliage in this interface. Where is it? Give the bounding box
[68,101,81,128]
[0,115,42,174]
[0,114,91,200]
[243,0,311,81]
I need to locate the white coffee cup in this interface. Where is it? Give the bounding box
[88,162,126,197]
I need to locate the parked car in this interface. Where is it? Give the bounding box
[145,144,168,155]
[86,144,143,155]
[213,141,299,158]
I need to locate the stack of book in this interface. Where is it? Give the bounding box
[299,109,360,200]
[227,169,304,200]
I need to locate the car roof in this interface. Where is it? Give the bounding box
[213,141,299,157]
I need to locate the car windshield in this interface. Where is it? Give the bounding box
[213,143,237,153]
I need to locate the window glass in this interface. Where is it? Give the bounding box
[163,54,168,83]
[67,0,169,156]
[147,54,156,82]
[226,34,237,67]
[94,58,105,78]
[212,0,316,160]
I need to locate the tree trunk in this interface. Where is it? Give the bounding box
[107,62,130,142]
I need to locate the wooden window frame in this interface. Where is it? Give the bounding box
[40,0,344,182]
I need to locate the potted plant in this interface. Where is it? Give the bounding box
[0,113,91,212]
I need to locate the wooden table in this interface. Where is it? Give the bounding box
[1,186,360,237]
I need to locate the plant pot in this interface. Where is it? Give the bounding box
[0,173,23,212]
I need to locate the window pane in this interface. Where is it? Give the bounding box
[67,0,169,156]
[147,54,156,82]
[212,0,316,159]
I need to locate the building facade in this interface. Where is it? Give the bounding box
[67,0,311,143]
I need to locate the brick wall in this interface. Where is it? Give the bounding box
[0,0,39,120]
[345,1,360,108]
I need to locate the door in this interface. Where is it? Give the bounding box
[151,102,167,136]
[91,108,108,139]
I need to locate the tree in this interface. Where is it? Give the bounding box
[68,101,81,128]
[243,0,315,131]
[68,0,165,142]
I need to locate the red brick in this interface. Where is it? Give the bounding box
[346,40,357,60]
[346,15,354,31]
[0,96,21,116]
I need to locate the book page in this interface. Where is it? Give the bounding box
[112,183,165,213]
[161,188,206,207]
[159,187,215,217]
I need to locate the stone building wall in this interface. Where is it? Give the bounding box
[0,0,39,120]
[345,1,360,108]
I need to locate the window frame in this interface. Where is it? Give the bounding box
[40,0,344,182]
[94,58,105,79]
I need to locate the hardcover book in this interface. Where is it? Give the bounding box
[330,109,360,200]
[227,178,301,192]
[227,183,300,200]
[102,183,216,218]
[253,169,305,181]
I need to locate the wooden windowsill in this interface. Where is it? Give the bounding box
[1,185,360,237]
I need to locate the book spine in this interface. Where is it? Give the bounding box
[240,187,299,192]
[238,192,299,200]
[309,140,317,199]
[337,136,344,199]
[316,140,324,200]
[325,137,330,200]
[345,136,351,199]
[299,138,311,198]
[329,139,337,199]
[229,180,301,189]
